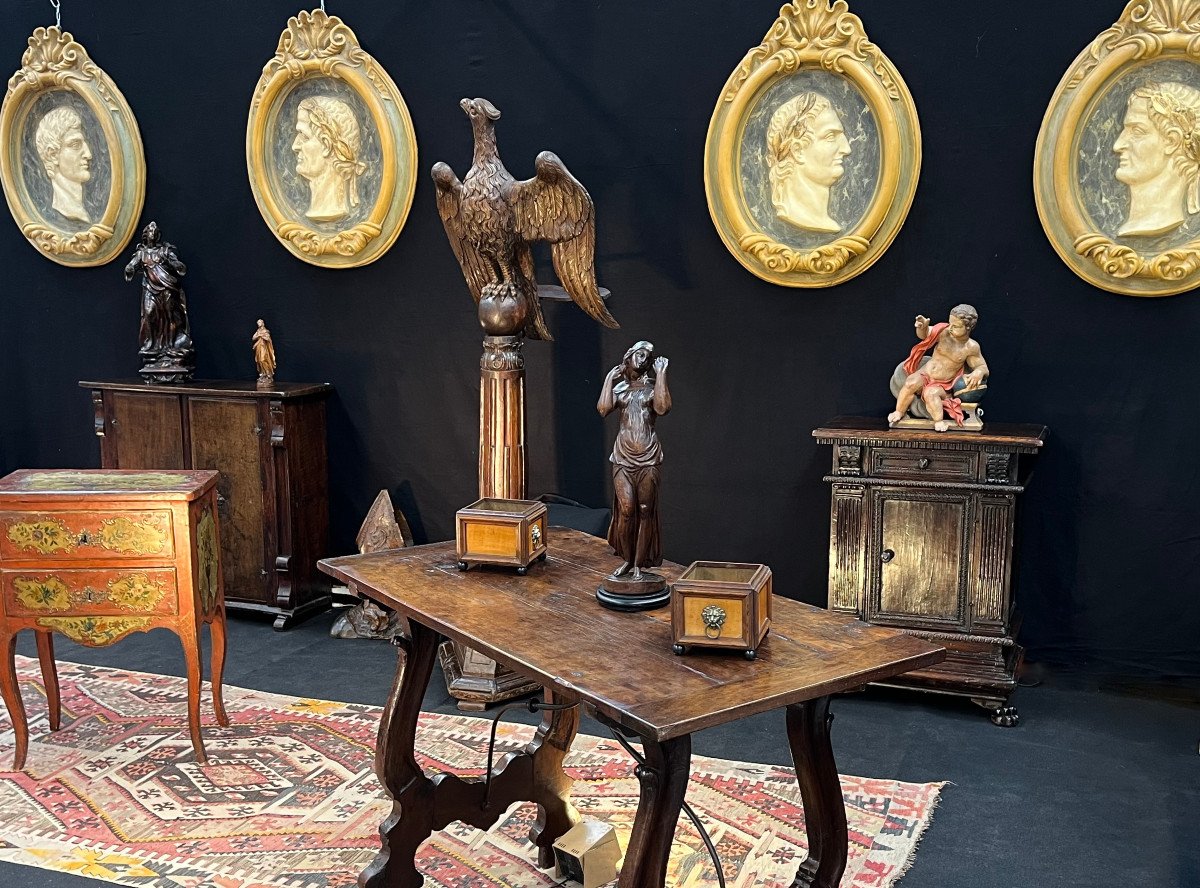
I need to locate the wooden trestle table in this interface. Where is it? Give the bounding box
[319,529,944,888]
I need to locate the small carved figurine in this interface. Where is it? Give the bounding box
[596,341,672,611]
[432,98,619,340]
[888,304,988,432]
[330,490,413,641]
[252,319,276,388]
[124,221,194,383]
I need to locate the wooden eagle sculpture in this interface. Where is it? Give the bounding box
[432,97,619,341]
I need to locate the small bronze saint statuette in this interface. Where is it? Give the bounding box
[125,221,194,384]
[888,304,989,432]
[252,319,276,389]
[596,341,672,611]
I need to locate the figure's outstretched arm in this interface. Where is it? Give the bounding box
[123,252,139,281]
[597,365,621,416]
[167,251,187,276]
[914,314,930,340]
[652,357,671,415]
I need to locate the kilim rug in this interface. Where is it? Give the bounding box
[0,656,943,888]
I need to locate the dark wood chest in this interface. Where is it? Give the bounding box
[813,417,1046,725]
[80,379,333,629]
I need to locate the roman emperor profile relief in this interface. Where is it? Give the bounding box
[292,96,366,222]
[34,106,92,223]
[766,92,851,233]
[1112,81,1200,238]
[1035,0,1200,296]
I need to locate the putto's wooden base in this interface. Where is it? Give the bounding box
[439,640,539,711]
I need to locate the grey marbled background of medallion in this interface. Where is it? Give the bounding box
[270,77,383,231]
[739,69,880,251]
[20,90,112,233]
[1078,58,1200,249]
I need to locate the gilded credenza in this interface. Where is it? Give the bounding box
[81,379,333,629]
[813,417,1046,725]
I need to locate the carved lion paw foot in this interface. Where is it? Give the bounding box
[933,420,950,432]
[990,705,1019,727]
[887,411,903,425]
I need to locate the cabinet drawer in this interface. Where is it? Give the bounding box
[0,510,174,561]
[869,449,978,481]
[2,568,177,616]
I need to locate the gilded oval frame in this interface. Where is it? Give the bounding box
[247,10,417,269]
[1035,0,1200,297]
[704,0,921,288]
[0,27,145,267]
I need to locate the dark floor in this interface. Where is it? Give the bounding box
[2,608,1198,888]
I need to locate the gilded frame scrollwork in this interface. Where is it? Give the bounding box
[1035,0,1200,297]
[247,9,417,268]
[704,0,921,288]
[0,27,145,267]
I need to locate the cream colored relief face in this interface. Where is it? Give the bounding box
[1035,1,1200,296]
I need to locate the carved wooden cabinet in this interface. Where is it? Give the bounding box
[80,379,333,629]
[813,417,1046,725]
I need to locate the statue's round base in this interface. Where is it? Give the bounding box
[139,362,195,385]
[596,571,669,612]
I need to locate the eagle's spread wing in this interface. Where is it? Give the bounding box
[432,162,492,304]
[511,152,619,330]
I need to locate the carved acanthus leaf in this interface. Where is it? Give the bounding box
[21,223,114,257]
[277,221,382,257]
[253,10,391,106]
[724,0,899,102]
[1074,232,1200,280]
[1066,0,1200,89]
[738,233,869,275]
[6,27,118,111]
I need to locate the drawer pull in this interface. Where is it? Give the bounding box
[881,549,895,563]
[701,605,727,639]
[917,458,930,469]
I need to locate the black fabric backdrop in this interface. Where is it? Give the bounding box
[1,1,1197,676]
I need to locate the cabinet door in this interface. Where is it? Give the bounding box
[187,397,270,606]
[108,392,184,469]
[868,488,971,631]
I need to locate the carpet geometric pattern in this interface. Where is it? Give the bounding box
[0,657,943,888]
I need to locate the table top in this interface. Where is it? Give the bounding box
[319,529,944,741]
[0,469,219,501]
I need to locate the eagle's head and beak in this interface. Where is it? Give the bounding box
[460,97,501,127]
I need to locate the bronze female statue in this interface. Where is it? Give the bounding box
[596,340,672,610]
[124,221,194,383]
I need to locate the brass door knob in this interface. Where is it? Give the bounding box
[881,549,895,563]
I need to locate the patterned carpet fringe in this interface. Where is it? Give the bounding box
[0,657,944,888]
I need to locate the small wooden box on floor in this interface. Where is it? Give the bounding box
[81,378,333,629]
[0,469,228,767]
[672,561,772,659]
[455,499,547,574]
[813,417,1046,725]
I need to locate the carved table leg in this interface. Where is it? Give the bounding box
[208,617,229,727]
[362,621,441,888]
[0,632,27,770]
[363,622,579,888]
[618,733,691,888]
[35,631,60,732]
[179,624,208,764]
[528,691,581,868]
[786,697,847,888]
